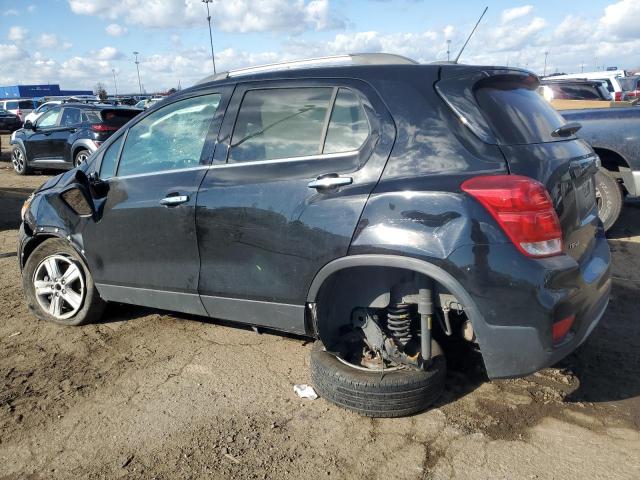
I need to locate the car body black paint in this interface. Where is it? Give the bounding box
[19,63,611,378]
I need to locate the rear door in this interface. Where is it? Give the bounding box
[438,70,599,262]
[195,79,396,333]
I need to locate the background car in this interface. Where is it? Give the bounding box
[9,103,140,175]
[550,69,630,100]
[618,76,640,100]
[539,78,611,101]
[23,100,63,125]
[0,108,22,132]
[0,98,35,122]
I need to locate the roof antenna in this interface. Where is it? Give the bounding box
[453,6,488,64]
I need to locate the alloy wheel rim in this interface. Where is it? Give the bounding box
[33,254,85,319]
[75,152,88,167]
[12,149,24,172]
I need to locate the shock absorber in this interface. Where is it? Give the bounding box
[386,302,413,346]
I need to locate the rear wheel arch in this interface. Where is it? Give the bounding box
[306,255,487,348]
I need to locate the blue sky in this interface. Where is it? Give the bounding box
[1,0,639,94]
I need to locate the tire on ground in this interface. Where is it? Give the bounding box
[310,340,446,417]
[23,238,105,326]
[595,168,623,231]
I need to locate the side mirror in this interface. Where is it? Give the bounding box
[60,184,94,217]
[24,120,35,130]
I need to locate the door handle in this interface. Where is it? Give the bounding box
[307,174,353,190]
[160,194,189,206]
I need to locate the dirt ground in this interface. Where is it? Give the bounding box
[1,133,639,479]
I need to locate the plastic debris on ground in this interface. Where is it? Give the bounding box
[293,384,318,400]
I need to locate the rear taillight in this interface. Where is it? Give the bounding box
[461,175,563,258]
[552,315,575,343]
[614,91,623,101]
[91,123,118,132]
[16,109,22,120]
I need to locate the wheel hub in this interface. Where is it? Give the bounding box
[33,254,85,320]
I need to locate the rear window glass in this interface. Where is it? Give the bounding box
[546,84,603,100]
[475,78,567,145]
[619,77,640,91]
[100,109,140,126]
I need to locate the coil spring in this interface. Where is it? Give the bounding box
[386,302,413,346]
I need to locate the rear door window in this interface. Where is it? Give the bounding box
[229,87,333,162]
[60,107,82,126]
[475,77,567,145]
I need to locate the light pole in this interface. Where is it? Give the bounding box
[543,51,549,76]
[112,68,118,98]
[202,0,216,75]
[133,51,142,95]
[446,39,451,62]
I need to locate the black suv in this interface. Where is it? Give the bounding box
[10,103,140,175]
[17,54,611,417]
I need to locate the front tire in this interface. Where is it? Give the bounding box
[23,238,105,326]
[310,341,446,417]
[11,145,30,175]
[74,149,90,168]
[595,168,623,231]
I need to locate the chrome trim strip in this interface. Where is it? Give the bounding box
[109,150,360,180]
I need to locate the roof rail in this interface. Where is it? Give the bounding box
[197,53,419,84]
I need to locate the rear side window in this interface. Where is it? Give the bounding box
[324,88,370,153]
[101,109,140,127]
[18,100,33,109]
[475,77,567,145]
[230,88,333,162]
[60,108,81,126]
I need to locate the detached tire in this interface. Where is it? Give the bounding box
[23,238,105,326]
[595,168,623,231]
[310,341,446,417]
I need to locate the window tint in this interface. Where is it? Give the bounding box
[324,89,370,153]
[82,111,102,123]
[117,94,220,177]
[61,108,81,126]
[100,135,123,179]
[37,108,60,128]
[549,84,602,100]
[100,109,139,126]
[475,78,567,145]
[18,100,33,109]
[230,88,332,162]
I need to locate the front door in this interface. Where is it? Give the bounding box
[82,90,230,315]
[26,107,63,161]
[196,79,396,333]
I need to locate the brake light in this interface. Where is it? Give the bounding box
[552,315,575,343]
[461,175,563,258]
[614,91,623,101]
[91,123,118,132]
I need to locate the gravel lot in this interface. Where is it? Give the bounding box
[1,133,639,479]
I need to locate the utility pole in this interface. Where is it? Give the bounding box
[543,51,549,76]
[446,39,451,62]
[112,69,118,98]
[133,51,142,95]
[581,61,584,73]
[202,0,216,75]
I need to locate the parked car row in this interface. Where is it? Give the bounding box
[16,54,611,418]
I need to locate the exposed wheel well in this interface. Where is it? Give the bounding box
[313,265,469,348]
[594,148,630,173]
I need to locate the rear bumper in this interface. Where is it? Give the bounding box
[447,232,611,379]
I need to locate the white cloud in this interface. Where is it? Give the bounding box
[95,46,123,60]
[600,0,640,40]
[68,0,344,32]
[0,44,25,62]
[27,5,36,13]
[8,26,28,42]
[38,33,73,50]
[501,5,534,23]
[3,9,19,16]
[105,23,128,37]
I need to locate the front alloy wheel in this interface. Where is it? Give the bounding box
[32,254,85,320]
[12,147,29,175]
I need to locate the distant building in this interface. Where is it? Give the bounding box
[0,84,93,99]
